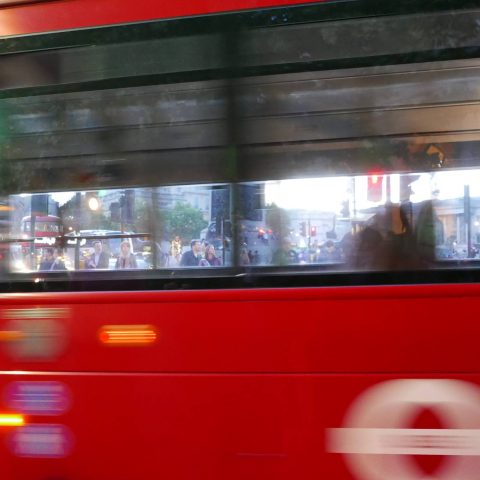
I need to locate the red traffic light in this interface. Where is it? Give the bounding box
[367,174,383,202]
[310,226,317,236]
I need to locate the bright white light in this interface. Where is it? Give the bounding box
[410,174,434,203]
[390,174,400,203]
[410,169,480,202]
[51,192,75,206]
[88,197,99,211]
[264,177,350,211]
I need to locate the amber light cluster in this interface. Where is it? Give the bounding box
[99,325,157,345]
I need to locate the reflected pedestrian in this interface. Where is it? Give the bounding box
[38,247,54,271]
[115,241,138,269]
[180,239,202,267]
[319,240,342,262]
[205,244,221,266]
[271,238,298,266]
[39,247,66,271]
[87,241,109,269]
[51,247,67,270]
[239,247,250,266]
[170,235,182,263]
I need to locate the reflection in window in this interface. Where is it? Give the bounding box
[156,184,230,268]
[8,184,232,272]
[239,168,480,270]
[5,156,480,274]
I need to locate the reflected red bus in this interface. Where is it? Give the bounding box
[21,215,62,247]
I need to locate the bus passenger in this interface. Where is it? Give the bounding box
[115,241,138,269]
[87,241,110,269]
[180,240,202,267]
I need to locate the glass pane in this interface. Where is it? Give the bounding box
[6,184,233,273]
[1,79,229,194]
[155,184,231,268]
[240,140,480,271]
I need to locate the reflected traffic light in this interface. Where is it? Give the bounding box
[367,174,383,202]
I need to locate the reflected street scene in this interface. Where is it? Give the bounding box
[7,184,232,272]
[240,165,480,270]
[2,139,480,275]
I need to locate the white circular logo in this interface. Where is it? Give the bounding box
[328,379,480,480]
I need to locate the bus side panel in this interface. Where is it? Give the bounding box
[0,284,477,373]
[0,373,476,480]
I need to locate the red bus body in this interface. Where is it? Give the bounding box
[1,1,480,480]
[0,284,478,479]
[0,0,327,36]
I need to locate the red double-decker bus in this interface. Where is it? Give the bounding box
[2,1,480,479]
[20,215,62,248]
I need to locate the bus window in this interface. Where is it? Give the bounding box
[239,139,480,272]
[3,7,480,281]
[8,183,233,272]
[6,138,480,276]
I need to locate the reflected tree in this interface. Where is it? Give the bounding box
[164,201,207,242]
[134,198,152,233]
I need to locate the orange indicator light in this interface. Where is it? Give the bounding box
[99,325,157,345]
[0,414,25,427]
[0,330,25,342]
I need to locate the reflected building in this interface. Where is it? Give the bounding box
[9,195,59,234]
[158,186,211,221]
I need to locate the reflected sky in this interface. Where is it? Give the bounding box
[265,169,480,213]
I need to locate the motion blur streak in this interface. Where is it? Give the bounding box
[3,308,69,319]
[329,427,480,455]
[99,325,157,345]
[0,414,25,427]
[0,330,25,342]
